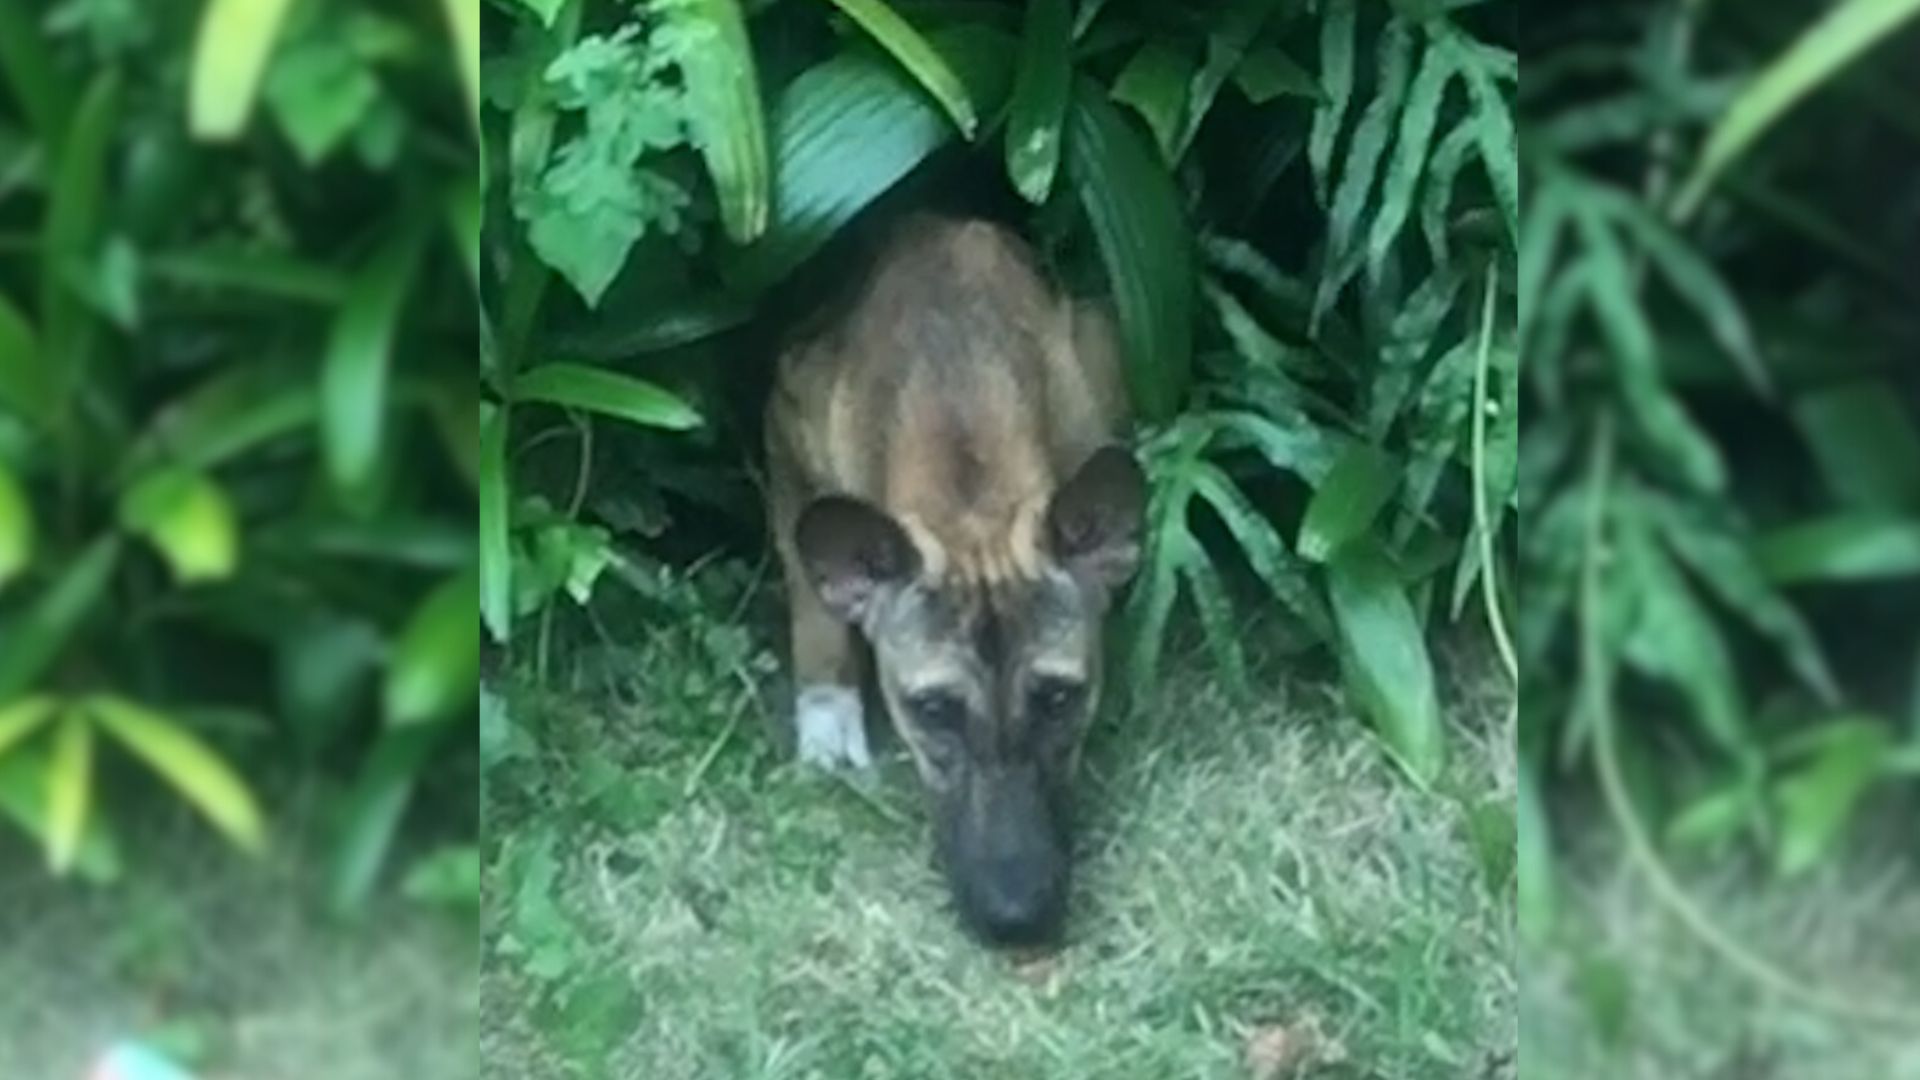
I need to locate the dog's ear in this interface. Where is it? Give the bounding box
[796,495,921,623]
[1047,445,1146,588]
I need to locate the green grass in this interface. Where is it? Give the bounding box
[482,614,1517,1079]
[1521,809,1920,1079]
[0,813,477,1079]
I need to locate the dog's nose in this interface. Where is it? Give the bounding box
[970,858,1064,945]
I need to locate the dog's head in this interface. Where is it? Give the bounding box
[795,446,1146,946]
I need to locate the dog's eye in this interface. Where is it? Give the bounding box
[908,690,966,730]
[1030,678,1086,718]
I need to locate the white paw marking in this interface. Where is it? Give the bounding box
[795,684,872,769]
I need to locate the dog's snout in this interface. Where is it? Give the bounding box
[970,854,1064,943]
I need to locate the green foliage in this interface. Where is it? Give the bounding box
[1523,0,1920,924]
[484,0,1518,790]
[0,0,475,899]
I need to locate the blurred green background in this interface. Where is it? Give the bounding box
[1,0,478,1074]
[1521,0,1920,1075]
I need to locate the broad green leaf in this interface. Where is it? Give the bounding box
[88,695,266,853]
[514,363,702,431]
[1365,38,1453,277]
[45,708,92,874]
[0,459,32,588]
[1005,0,1071,203]
[0,696,56,758]
[264,34,380,164]
[1307,0,1355,206]
[1758,513,1920,583]
[480,404,512,643]
[189,0,297,139]
[118,468,239,584]
[825,0,980,138]
[1676,0,1920,216]
[1298,442,1400,562]
[1232,45,1321,104]
[1791,383,1920,512]
[322,224,429,500]
[0,537,119,701]
[0,292,52,422]
[328,724,444,916]
[386,570,480,727]
[1668,775,1761,851]
[513,0,566,26]
[0,750,121,882]
[1518,762,1554,944]
[1774,718,1892,877]
[723,26,1013,290]
[402,843,481,908]
[1327,539,1443,786]
[1111,41,1194,161]
[1067,79,1195,422]
[670,0,771,243]
[43,72,121,373]
[0,0,70,136]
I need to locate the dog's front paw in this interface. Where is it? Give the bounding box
[794,684,872,769]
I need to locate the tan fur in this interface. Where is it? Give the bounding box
[765,215,1128,695]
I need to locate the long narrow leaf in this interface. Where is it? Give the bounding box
[825,0,980,138]
[189,0,297,139]
[88,695,266,853]
[1366,37,1454,277]
[480,404,512,643]
[514,363,702,430]
[1005,0,1071,202]
[1308,0,1356,206]
[1328,539,1444,786]
[46,709,92,874]
[321,225,429,499]
[672,0,771,243]
[1298,442,1400,562]
[0,460,33,589]
[0,537,119,700]
[386,571,481,727]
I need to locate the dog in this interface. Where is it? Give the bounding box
[764,214,1146,947]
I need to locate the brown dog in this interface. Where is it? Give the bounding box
[764,215,1146,946]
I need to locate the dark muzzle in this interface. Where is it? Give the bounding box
[945,763,1070,947]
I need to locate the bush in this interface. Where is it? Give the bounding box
[480,0,1519,791]
[0,0,477,909]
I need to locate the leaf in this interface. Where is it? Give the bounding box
[1171,0,1279,159]
[1462,794,1516,896]
[0,537,119,701]
[1232,45,1321,105]
[514,362,702,431]
[481,404,512,643]
[1774,718,1892,877]
[277,613,382,756]
[0,750,121,883]
[723,26,1013,290]
[1446,29,1517,247]
[1518,762,1554,944]
[264,34,380,164]
[1067,79,1195,422]
[403,843,481,909]
[328,724,444,916]
[513,0,566,26]
[669,0,771,243]
[0,0,70,136]
[1365,37,1454,278]
[119,363,319,478]
[1124,459,1196,708]
[1315,20,1411,322]
[1667,776,1761,851]
[1308,0,1355,206]
[1791,383,1920,512]
[440,0,481,124]
[0,292,52,422]
[1617,501,1750,758]
[0,459,32,589]
[1005,0,1071,203]
[43,72,121,372]
[824,0,980,138]
[0,696,57,758]
[1191,462,1330,639]
[1327,539,1444,786]
[189,0,297,139]
[1758,513,1920,583]
[118,468,240,584]
[88,695,266,854]
[1297,442,1400,563]
[1110,41,1194,161]
[1676,0,1920,216]
[321,223,429,501]
[45,708,92,874]
[386,571,480,727]
[1590,184,1767,394]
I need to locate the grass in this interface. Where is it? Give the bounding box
[0,806,477,1079]
[481,599,1518,1080]
[1521,803,1920,1079]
